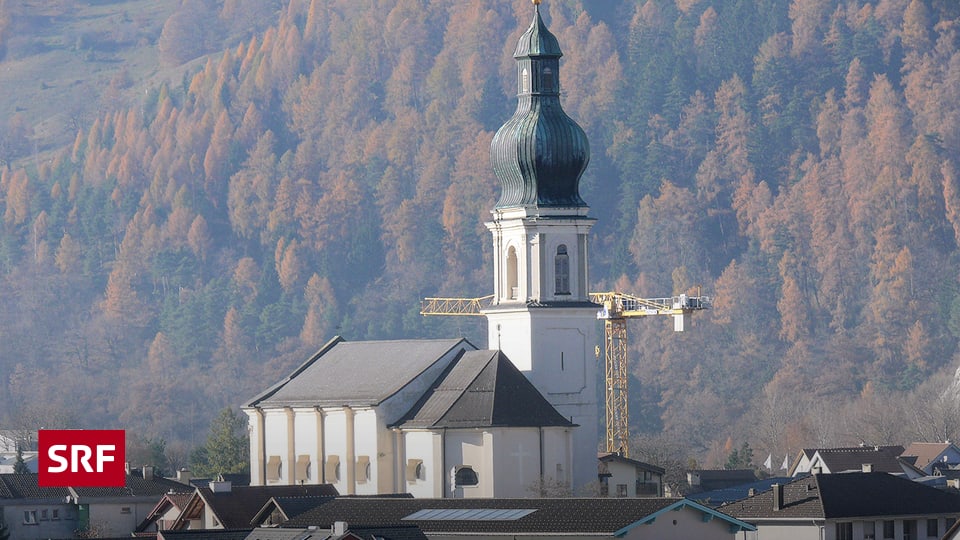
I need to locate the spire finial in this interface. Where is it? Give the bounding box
[533,0,541,5]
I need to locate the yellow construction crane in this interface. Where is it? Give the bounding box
[420,290,708,458]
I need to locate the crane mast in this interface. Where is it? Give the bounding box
[421,290,709,458]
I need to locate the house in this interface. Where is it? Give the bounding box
[597,452,664,497]
[788,445,915,476]
[154,480,338,531]
[275,496,755,540]
[0,470,192,539]
[245,340,577,498]
[900,442,960,475]
[723,471,960,540]
[138,489,196,532]
[250,493,414,528]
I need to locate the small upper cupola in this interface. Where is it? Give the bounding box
[490,0,590,209]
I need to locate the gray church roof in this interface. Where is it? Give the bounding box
[245,337,473,408]
[394,350,574,429]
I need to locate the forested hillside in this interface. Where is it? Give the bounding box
[1,0,960,469]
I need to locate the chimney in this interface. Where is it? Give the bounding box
[142,465,154,481]
[333,521,349,536]
[177,468,192,485]
[772,483,783,511]
[209,479,232,493]
[748,488,756,497]
[861,463,872,473]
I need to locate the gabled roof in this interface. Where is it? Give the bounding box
[724,472,960,520]
[246,337,473,408]
[174,484,339,530]
[280,497,754,534]
[800,445,905,474]
[158,530,252,540]
[597,452,665,475]
[250,495,337,526]
[901,442,958,471]
[394,350,574,429]
[0,473,70,499]
[136,491,196,532]
[690,476,794,508]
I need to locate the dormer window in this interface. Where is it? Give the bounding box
[555,245,570,295]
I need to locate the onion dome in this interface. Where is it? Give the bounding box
[490,2,589,209]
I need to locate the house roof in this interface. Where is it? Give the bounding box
[805,445,905,474]
[394,350,575,429]
[724,472,960,520]
[136,491,197,532]
[71,474,194,499]
[177,484,340,530]
[246,337,473,408]
[690,476,794,508]
[597,452,665,475]
[901,442,956,470]
[0,473,73,499]
[280,497,754,534]
[243,529,330,540]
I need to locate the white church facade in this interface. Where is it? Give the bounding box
[245,2,602,497]
[244,337,575,497]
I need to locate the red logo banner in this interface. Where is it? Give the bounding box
[38,430,126,487]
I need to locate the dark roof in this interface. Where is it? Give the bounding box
[598,452,665,475]
[395,350,574,429]
[251,495,337,525]
[335,526,428,540]
[244,529,329,540]
[194,484,339,529]
[690,476,795,508]
[72,474,194,499]
[0,473,72,499]
[812,445,905,473]
[281,497,753,534]
[190,473,251,488]
[724,472,960,520]
[688,469,757,492]
[246,337,472,409]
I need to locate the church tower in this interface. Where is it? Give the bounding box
[484,1,598,491]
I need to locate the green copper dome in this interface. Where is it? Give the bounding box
[491,4,589,209]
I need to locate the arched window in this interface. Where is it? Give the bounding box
[542,67,554,92]
[521,68,529,93]
[507,246,519,299]
[454,466,479,487]
[555,244,570,295]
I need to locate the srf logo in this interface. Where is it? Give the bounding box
[38,430,126,487]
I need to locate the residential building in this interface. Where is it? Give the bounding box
[788,445,916,477]
[724,471,960,540]
[900,442,960,475]
[0,470,192,539]
[597,452,664,497]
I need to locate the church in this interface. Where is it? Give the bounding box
[244,1,600,498]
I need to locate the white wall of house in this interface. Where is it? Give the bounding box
[84,499,158,537]
[1,502,77,540]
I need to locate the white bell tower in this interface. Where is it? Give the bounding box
[484,2,599,492]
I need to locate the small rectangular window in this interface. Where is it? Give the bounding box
[883,520,895,539]
[927,519,939,537]
[52,509,60,520]
[616,484,628,497]
[835,522,852,540]
[24,510,37,524]
[325,455,340,482]
[40,509,48,520]
[266,455,282,481]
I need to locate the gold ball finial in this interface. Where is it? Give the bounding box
[533,0,541,5]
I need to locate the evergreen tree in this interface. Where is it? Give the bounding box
[192,407,249,476]
[13,445,30,474]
